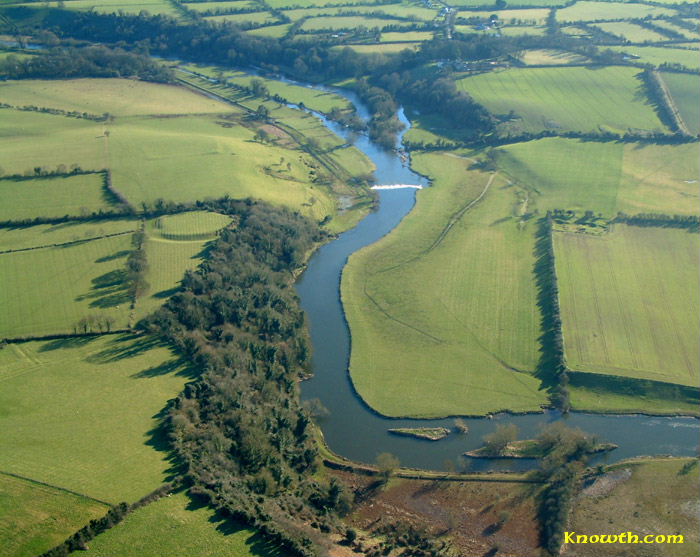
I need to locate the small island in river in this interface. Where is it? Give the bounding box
[465,439,618,459]
[388,427,450,441]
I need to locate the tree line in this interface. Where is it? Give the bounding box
[0,44,174,82]
[138,197,356,556]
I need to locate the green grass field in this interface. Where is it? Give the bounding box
[380,30,435,42]
[609,44,699,70]
[134,212,233,319]
[0,334,194,502]
[450,0,565,6]
[246,23,291,37]
[183,0,257,12]
[0,219,137,253]
[205,12,280,25]
[343,42,420,54]
[0,173,115,221]
[147,211,232,241]
[555,225,699,386]
[16,0,178,15]
[557,1,674,23]
[568,458,700,556]
[662,72,700,134]
[460,8,551,24]
[0,233,137,338]
[493,139,699,216]
[652,19,699,40]
[0,473,108,557]
[0,77,373,228]
[495,25,546,36]
[593,21,670,43]
[0,78,234,117]
[343,152,547,417]
[516,48,590,65]
[71,491,285,557]
[457,66,667,135]
[301,16,415,31]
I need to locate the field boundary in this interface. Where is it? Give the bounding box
[0,229,136,255]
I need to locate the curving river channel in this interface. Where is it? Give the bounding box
[291,82,699,472]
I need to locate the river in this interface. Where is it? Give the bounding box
[292,80,699,472]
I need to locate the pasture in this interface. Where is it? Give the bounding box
[456,66,667,135]
[0,233,135,338]
[344,42,420,53]
[608,44,699,70]
[301,16,415,31]
[460,8,551,24]
[516,49,590,65]
[183,0,258,12]
[0,333,194,502]
[9,0,177,15]
[556,1,674,23]
[0,219,138,253]
[493,139,699,216]
[0,173,114,221]
[661,72,700,134]
[0,473,108,557]
[72,491,285,557]
[652,19,699,40]
[566,458,700,557]
[0,77,373,227]
[593,21,670,43]
[205,12,280,25]
[554,225,699,386]
[0,79,233,117]
[135,212,233,318]
[380,30,435,42]
[246,24,291,37]
[342,151,547,417]
[495,25,546,36]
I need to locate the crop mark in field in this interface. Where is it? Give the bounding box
[362,284,444,344]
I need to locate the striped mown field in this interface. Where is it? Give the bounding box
[555,225,699,386]
[457,66,668,135]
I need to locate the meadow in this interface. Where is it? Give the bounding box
[608,44,699,70]
[556,1,674,23]
[652,19,699,40]
[380,30,435,42]
[0,233,135,338]
[516,48,590,65]
[342,151,547,417]
[183,0,258,12]
[661,72,700,134]
[0,473,108,557]
[0,173,114,221]
[70,491,285,557]
[135,212,233,319]
[554,225,699,386]
[460,8,550,24]
[344,42,420,53]
[246,23,291,37]
[0,334,194,502]
[567,458,700,557]
[456,66,667,135]
[11,0,177,16]
[0,219,138,253]
[593,21,670,43]
[495,25,546,36]
[492,139,699,216]
[0,77,373,228]
[301,16,415,31]
[205,12,280,25]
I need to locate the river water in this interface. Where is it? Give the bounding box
[293,83,699,472]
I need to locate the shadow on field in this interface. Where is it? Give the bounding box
[94,249,130,263]
[76,268,131,309]
[85,333,160,363]
[38,335,98,352]
[131,356,198,380]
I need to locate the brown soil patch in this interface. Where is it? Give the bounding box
[332,470,541,557]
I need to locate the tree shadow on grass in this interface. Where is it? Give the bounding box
[94,249,130,263]
[145,406,184,483]
[85,333,161,363]
[38,335,98,352]
[131,356,198,380]
[76,268,131,309]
